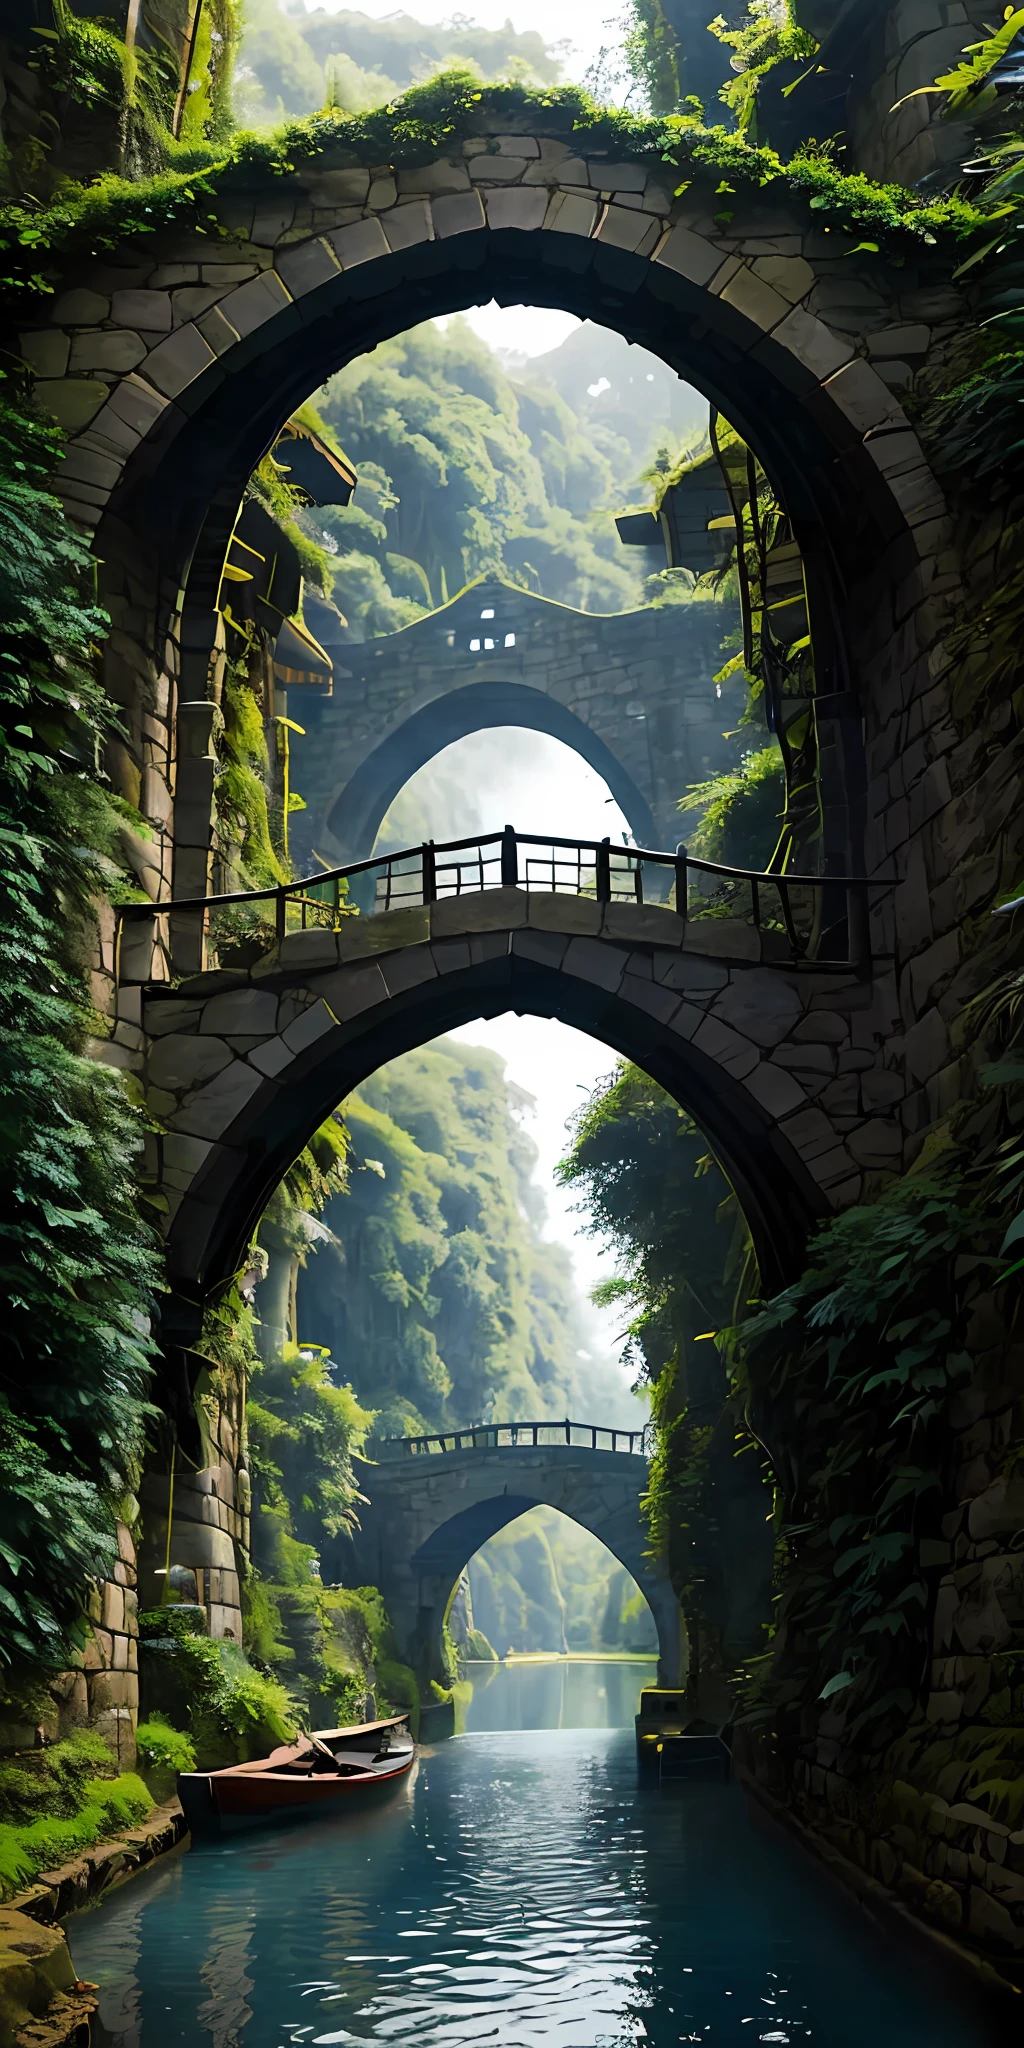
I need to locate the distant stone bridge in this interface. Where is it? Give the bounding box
[293,577,742,867]
[349,1421,678,1686]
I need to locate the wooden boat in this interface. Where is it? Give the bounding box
[177,1714,415,1832]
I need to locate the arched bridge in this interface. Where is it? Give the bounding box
[348,1420,678,1687]
[119,823,898,1360]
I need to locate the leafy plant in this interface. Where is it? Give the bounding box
[0,385,158,1670]
[730,1172,983,1733]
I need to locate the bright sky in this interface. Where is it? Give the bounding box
[436,303,582,357]
[388,728,646,1422]
[300,0,626,88]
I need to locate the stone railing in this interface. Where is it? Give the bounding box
[371,1419,654,1459]
[119,824,886,974]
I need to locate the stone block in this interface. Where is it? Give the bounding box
[139,322,217,400]
[52,288,110,324]
[69,330,147,374]
[711,968,803,1047]
[618,972,682,1026]
[652,953,728,996]
[602,902,684,948]
[484,187,547,233]
[382,200,432,252]
[522,887,605,940]
[20,329,71,378]
[196,304,242,356]
[719,265,791,333]
[846,1116,903,1166]
[511,929,569,969]
[144,997,204,1037]
[588,160,647,191]
[327,217,391,268]
[340,904,432,957]
[170,1058,264,1139]
[148,1033,232,1094]
[247,1035,292,1077]
[380,945,439,998]
[562,935,626,993]
[431,190,486,238]
[470,155,530,183]
[200,989,279,1037]
[860,1068,905,1110]
[432,887,527,935]
[693,1013,759,1080]
[275,236,342,297]
[683,919,760,961]
[217,269,293,338]
[752,254,814,303]
[110,288,173,332]
[771,304,853,381]
[652,223,721,287]
[318,965,390,1025]
[100,1582,124,1634]
[595,204,659,254]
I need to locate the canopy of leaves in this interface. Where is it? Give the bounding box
[0,388,158,1671]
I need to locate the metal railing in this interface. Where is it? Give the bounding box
[119,823,887,971]
[372,1418,653,1459]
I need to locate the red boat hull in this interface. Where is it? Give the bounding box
[177,1716,416,1833]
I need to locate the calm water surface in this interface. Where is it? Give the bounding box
[73,1660,999,2047]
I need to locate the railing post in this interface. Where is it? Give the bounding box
[592,1425,597,1450]
[501,824,518,887]
[675,843,688,923]
[847,881,871,975]
[596,836,611,904]
[565,1416,571,1445]
[422,842,436,906]
[275,886,286,947]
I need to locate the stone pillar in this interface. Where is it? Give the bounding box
[32,1522,141,1771]
[137,1365,249,1642]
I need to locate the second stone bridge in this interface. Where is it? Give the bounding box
[347,1422,679,1687]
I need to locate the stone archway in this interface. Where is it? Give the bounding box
[30,112,957,971]
[348,1437,682,1687]
[295,578,740,866]
[128,883,900,1355]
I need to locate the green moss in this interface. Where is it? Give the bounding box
[135,1714,196,1800]
[1,70,987,324]
[0,1729,152,1901]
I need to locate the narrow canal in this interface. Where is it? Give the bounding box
[74,1661,998,2047]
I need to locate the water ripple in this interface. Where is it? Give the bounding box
[73,1726,998,2048]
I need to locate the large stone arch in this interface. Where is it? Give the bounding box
[348,1441,683,1687]
[30,115,958,947]
[131,888,901,1355]
[296,578,739,866]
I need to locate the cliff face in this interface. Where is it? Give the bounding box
[296,1037,620,1439]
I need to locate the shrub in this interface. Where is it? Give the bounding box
[135,1715,196,1798]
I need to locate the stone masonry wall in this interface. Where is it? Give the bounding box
[292,577,742,864]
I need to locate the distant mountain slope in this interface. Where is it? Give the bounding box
[236,0,562,123]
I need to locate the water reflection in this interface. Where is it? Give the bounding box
[76,1710,1000,2046]
[460,1655,654,1732]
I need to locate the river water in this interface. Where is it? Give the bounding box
[72,1659,1002,2047]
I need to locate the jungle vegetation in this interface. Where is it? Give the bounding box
[307,316,706,629]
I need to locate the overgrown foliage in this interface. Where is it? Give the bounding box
[729,1168,986,1734]
[0,1728,151,1900]
[0,387,157,1670]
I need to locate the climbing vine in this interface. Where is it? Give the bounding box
[0,381,158,1670]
